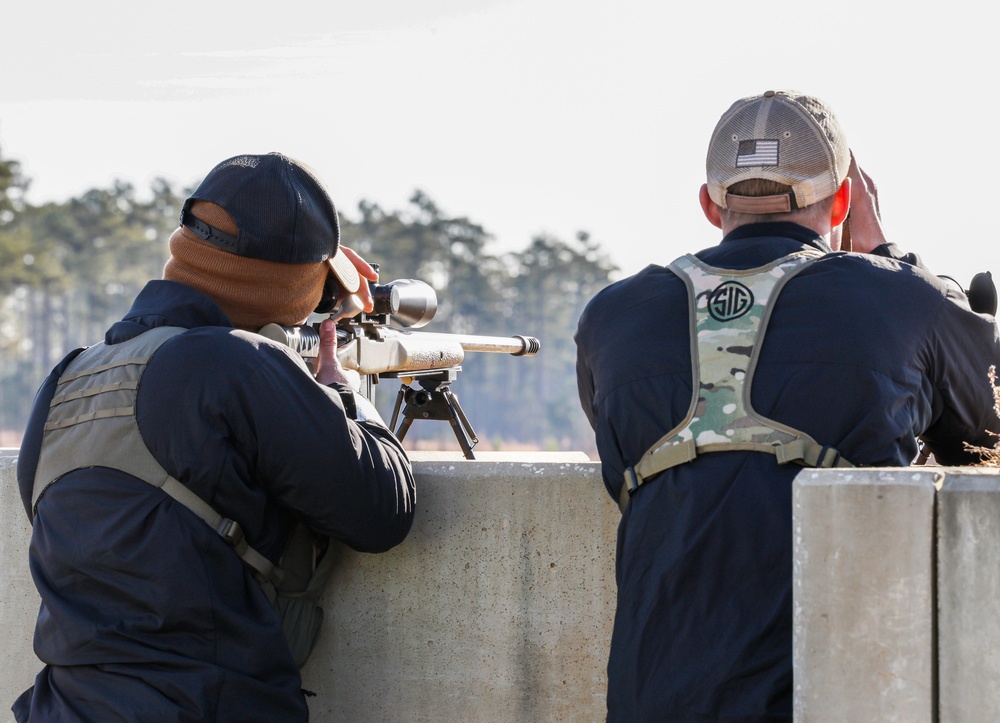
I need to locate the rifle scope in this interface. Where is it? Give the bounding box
[370,279,437,328]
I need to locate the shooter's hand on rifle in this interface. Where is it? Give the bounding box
[338,246,380,313]
[314,317,362,390]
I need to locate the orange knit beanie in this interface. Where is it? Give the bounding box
[163,201,328,331]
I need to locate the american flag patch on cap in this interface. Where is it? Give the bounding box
[735,139,778,167]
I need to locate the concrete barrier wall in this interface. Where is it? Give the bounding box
[0,455,39,723]
[937,470,1000,722]
[794,467,1000,723]
[793,468,939,722]
[7,453,1000,722]
[0,452,619,723]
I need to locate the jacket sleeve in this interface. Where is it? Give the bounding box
[575,334,598,431]
[870,245,1000,464]
[140,329,415,555]
[243,344,415,553]
[920,285,1000,465]
[870,242,924,268]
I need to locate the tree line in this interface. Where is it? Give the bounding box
[0,146,618,454]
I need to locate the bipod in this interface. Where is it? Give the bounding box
[387,368,479,459]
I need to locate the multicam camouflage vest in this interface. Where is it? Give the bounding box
[32,326,336,667]
[619,250,853,512]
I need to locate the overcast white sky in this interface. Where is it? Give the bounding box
[2,0,997,291]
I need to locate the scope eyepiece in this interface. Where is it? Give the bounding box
[372,284,401,316]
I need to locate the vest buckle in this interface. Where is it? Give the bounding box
[217,518,245,547]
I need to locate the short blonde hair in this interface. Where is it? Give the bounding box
[720,179,835,226]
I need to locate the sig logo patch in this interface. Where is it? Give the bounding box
[707,281,754,322]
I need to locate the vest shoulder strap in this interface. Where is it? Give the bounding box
[32,326,283,586]
[619,250,852,512]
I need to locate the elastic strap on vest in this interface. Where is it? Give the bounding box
[160,476,284,587]
[619,437,852,512]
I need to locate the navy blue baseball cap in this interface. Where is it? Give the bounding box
[180,152,360,292]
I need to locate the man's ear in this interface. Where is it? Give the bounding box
[830,177,851,229]
[699,184,723,229]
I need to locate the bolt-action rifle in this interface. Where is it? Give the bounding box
[258,276,540,459]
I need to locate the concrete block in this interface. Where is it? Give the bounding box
[0,455,42,719]
[793,468,939,723]
[938,469,1000,722]
[301,456,617,722]
[0,453,618,722]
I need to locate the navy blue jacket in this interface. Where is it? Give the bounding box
[575,223,1000,721]
[14,280,415,722]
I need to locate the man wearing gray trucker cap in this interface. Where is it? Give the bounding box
[576,90,1000,720]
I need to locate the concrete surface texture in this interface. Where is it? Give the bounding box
[937,469,1000,722]
[300,453,618,722]
[0,451,620,723]
[793,468,939,722]
[1,455,38,723]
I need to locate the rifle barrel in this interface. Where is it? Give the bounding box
[405,332,540,356]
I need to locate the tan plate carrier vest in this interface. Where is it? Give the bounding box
[619,250,853,512]
[31,326,336,667]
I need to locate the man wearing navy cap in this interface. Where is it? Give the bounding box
[14,153,415,721]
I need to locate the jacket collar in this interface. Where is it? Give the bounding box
[106,280,233,344]
[721,221,832,254]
